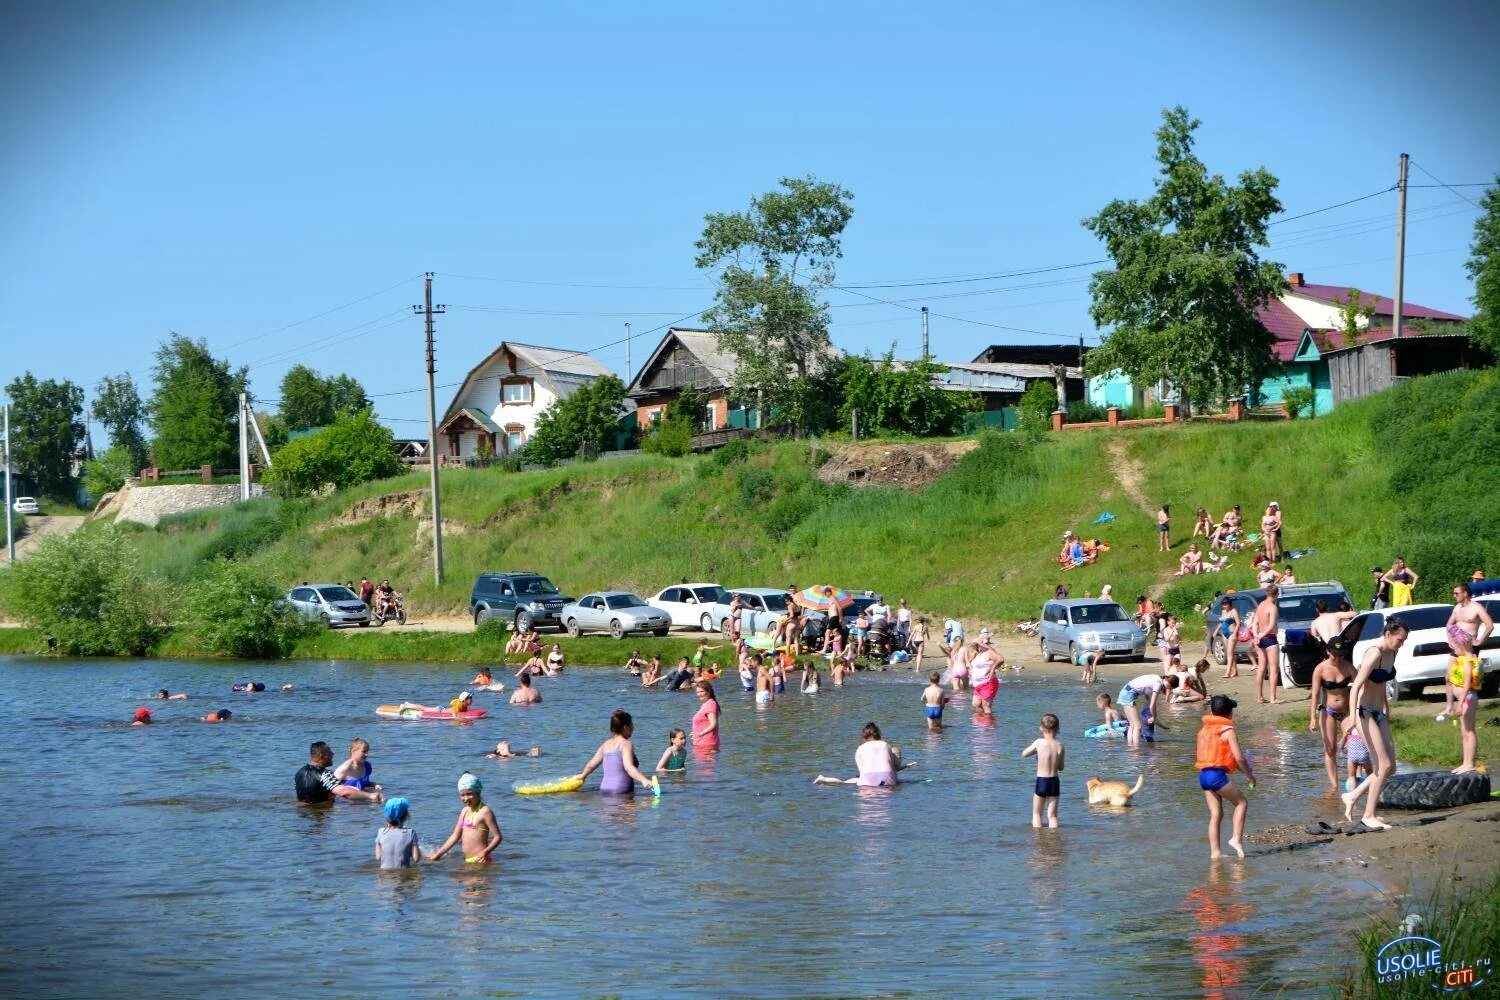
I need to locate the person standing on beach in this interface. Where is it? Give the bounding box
[1195,695,1254,859]
[1380,558,1420,607]
[1307,637,1357,793]
[1250,585,1281,705]
[1157,505,1171,552]
[1260,503,1282,562]
[1343,619,1408,830]
[1442,583,1492,774]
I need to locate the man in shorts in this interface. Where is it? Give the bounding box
[296,741,383,805]
[1250,584,1281,705]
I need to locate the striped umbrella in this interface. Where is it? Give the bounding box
[792,585,854,614]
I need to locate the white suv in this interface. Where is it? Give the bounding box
[1335,601,1500,703]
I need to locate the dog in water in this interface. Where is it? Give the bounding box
[1086,775,1144,806]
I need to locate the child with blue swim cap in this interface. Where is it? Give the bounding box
[375,797,420,869]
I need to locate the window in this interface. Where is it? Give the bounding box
[659,588,682,603]
[502,380,532,404]
[291,588,313,602]
[505,426,524,452]
[1358,615,1383,642]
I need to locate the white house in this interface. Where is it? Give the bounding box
[436,342,616,459]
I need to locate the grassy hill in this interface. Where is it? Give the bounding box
[42,367,1500,639]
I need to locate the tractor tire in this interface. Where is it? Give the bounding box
[1377,770,1491,810]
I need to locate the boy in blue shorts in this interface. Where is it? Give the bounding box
[921,672,949,730]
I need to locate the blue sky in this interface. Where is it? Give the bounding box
[3,0,1497,438]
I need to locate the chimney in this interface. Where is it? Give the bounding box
[1288,272,1304,287]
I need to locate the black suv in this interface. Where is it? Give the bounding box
[470,572,574,632]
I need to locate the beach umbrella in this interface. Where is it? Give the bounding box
[792,585,853,613]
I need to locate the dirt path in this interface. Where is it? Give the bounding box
[12,516,86,560]
[1104,438,1175,600]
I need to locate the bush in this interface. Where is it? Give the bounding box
[474,617,509,643]
[197,503,299,562]
[1018,379,1059,434]
[1065,400,1107,424]
[735,467,775,507]
[1159,574,1225,626]
[641,418,694,457]
[263,409,399,497]
[1282,385,1316,419]
[82,444,137,501]
[182,559,310,658]
[10,526,169,655]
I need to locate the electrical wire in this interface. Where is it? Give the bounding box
[219,274,424,351]
[1410,162,1483,210]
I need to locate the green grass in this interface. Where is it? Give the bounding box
[0,627,44,654]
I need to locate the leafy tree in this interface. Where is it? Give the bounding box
[182,559,310,658]
[3,373,85,498]
[148,333,248,469]
[1465,174,1500,355]
[91,373,148,470]
[278,365,370,431]
[262,409,398,496]
[524,375,627,465]
[10,526,168,655]
[82,444,137,499]
[1333,288,1376,349]
[642,383,704,457]
[256,410,289,452]
[838,353,975,437]
[1082,107,1286,412]
[1017,378,1058,434]
[695,176,854,433]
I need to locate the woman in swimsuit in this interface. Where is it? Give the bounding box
[1217,598,1243,679]
[545,645,566,675]
[1193,507,1212,538]
[815,722,904,787]
[1157,505,1171,552]
[578,709,655,796]
[427,772,502,864]
[1307,636,1357,793]
[691,681,721,751]
[1158,616,1181,672]
[1342,619,1409,829]
[947,640,971,693]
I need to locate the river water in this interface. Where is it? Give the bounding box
[0,656,1393,998]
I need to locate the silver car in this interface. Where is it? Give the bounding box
[286,584,370,628]
[1038,598,1146,663]
[561,591,672,639]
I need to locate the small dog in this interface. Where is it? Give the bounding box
[1086,775,1144,806]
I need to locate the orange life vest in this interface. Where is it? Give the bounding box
[1195,714,1238,772]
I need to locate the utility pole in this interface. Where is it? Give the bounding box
[413,273,447,585]
[4,404,13,563]
[920,307,929,361]
[1392,152,1409,340]
[625,322,633,384]
[1078,334,1085,372]
[238,392,250,502]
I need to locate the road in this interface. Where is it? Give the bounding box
[10,515,86,560]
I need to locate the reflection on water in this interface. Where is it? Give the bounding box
[0,657,1382,998]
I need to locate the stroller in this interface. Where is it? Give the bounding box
[865,618,895,660]
[799,614,827,653]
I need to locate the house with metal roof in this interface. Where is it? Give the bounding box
[437,342,617,459]
[625,328,757,431]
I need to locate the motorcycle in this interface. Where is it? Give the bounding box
[373,592,407,626]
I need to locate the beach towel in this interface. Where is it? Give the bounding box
[1092,512,1116,524]
[1390,581,1414,607]
[1286,548,1317,560]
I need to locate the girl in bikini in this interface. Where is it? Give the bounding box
[427,773,502,864]
[1217,598,1243,679]
[1342,619,1408,829]
[1307,636,1357,793]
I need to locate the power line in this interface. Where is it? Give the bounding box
[828,283,1084,342]
[443,272,709,292]
[1409,161,1483,210]
[220,274,423,350]
[1267,186,1395,227]
[446,304,695,318]
[243,309,412,370]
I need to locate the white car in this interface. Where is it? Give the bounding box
[648,583,732,632]
[711,588,791,638]
[1331,601,1500,702]
[12,497,39,515]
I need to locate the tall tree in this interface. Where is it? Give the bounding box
[278,365,370,430]
[524,375,627,464]
[1465,174,1500,355]
[695,176,854,432]
[1082,108,1286,410]
[148,333,248,470]
[91,373,149,470]
[838,353,976,437]
[3,374,86,498]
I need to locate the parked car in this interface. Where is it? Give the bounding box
[286,584,369,628]
[470,572,574,632]
[648,583,732,632]
[712,588,792,638]
[1038,599,1147,663]
[12,497,39,515]
[1323,599,1500,702]
[1206,581,1352,668]
[561,592,672,639]
[805,592,880,631]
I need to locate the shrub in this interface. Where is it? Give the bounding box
[711,439,752,468]
[10,526,169,655]
[474,617,509,643]
[1282,385,1316,419]
[182,559,310,658]
[263,409,399,497]
[197,503,299,562]
[1065,400,1107,424]
[1159,574,1225,625]
[82,444,137,501]
[641,418,694,457]
[1018,379,1059,434]
[735,467,775,507]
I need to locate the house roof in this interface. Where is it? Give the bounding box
[627,328,741,395]
[1288,283,1467,322]
[1319,329,1473,357]
[441,341,615,426]
[438,407,502,435]
[1256,297,1312,361]
[942,360,1082,380]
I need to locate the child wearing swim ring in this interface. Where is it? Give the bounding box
[335,737,381,792]
[427,773,502,864]
[656,729,688,773]
[1195,695,1255,859]
[375,797,420,869]
[1095,692,1120,734]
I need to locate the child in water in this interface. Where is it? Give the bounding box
[1195,695,1255,859]
[486,740,541,759]
[1022,713,1065,828]
[427,773,502,864]
[202,709,233,723]
[336,737,381,791]
[921,672,949,730]
[374,797,420,869]
[1095,692,1121,734]
[656,728,688,773]
[156,689,188,701]
[801,662,820,694]
[132,708,153,726]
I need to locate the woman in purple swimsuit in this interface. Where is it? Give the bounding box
[578,709,654,795]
